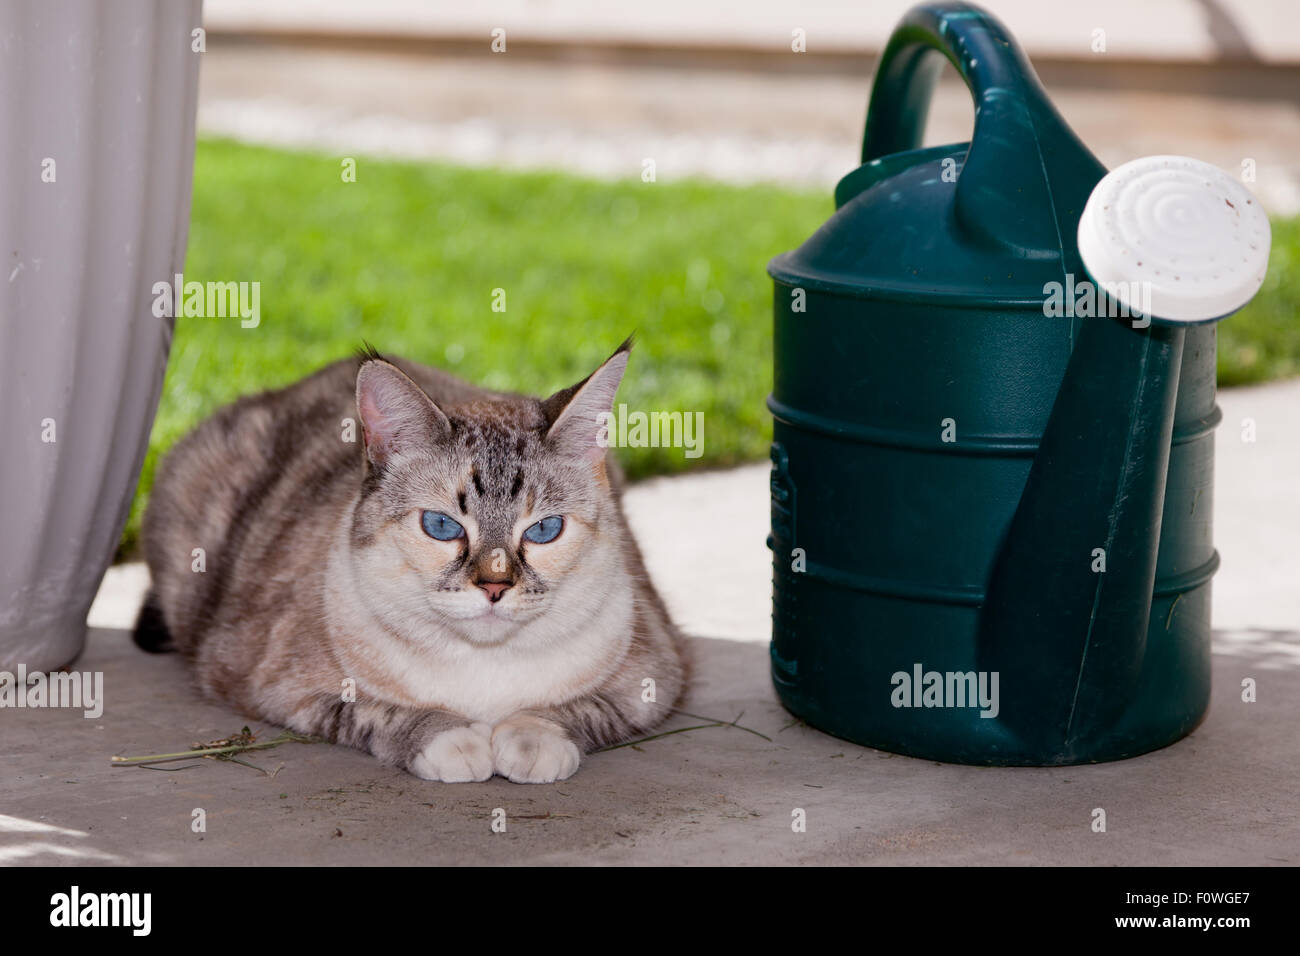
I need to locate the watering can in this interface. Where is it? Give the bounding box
[767,1,1271,764]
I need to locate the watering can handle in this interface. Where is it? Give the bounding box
[861,2,1103,255]
[862,2,1039,162]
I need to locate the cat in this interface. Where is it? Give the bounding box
[134,339,688,783]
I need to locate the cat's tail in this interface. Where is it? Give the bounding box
[132,590,175,653]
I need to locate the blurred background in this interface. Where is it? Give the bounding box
[125,0,1300,553]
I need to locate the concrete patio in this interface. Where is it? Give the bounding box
[2,379,1296,866]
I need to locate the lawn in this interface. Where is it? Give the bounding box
[121,138,831,555]
[120,138,1300,555]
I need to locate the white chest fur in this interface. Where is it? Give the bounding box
[324,529,635,724]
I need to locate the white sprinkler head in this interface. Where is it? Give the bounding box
[1077,155,1271,325]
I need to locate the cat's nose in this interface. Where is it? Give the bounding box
[477,581,512,603]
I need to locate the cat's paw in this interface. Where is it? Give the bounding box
[491,716,580,784]
[409,723,494,782]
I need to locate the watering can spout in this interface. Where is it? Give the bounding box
[976,316,1186,752]
[977,155,1271,756]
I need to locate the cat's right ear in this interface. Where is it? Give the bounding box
[355,360,451,469]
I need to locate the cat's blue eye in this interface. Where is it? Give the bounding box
[523,515,564,544]
[421,510,465,541]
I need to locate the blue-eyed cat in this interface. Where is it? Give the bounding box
[135,339,688,782]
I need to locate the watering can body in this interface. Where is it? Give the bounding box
[767,2,1219,765]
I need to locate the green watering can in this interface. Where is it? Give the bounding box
[767,1,1271,764]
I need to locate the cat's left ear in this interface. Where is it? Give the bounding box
[542,338,631,465]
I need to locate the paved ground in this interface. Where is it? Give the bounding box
[2,379,1295,866]
[204,0,1300,61]
[2,624,1295,866]
[194,30,1300,213]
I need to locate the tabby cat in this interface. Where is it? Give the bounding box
[135,340,687,783]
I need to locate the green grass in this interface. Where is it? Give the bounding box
[1220,215,1300,385]
[121,138,1300,556]
[121,138,831,555]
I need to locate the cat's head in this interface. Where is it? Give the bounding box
[347,341,632,647]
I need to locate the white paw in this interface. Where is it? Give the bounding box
[491,718,580,784]
[409,723,493,782]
